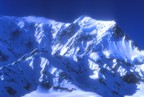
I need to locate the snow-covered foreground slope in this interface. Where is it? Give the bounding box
[23,86,101,97]
[0,16,144,97]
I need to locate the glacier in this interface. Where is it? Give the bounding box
[0,16,144,97]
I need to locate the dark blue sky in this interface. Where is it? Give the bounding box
[0,0,144,48]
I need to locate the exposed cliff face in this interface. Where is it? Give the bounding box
[0,16,144,97]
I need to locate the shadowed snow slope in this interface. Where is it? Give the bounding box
[0,16,144,97]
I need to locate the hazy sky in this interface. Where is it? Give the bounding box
[0,0,144,48]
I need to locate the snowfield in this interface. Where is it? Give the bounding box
[23,88,101,97]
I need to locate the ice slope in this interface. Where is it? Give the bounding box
[0,16,144,97]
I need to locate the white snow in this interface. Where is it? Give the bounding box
[23,86,101,97]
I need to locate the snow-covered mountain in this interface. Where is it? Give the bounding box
[0,16,144,97]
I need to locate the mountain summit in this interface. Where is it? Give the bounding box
[0,16,144,97]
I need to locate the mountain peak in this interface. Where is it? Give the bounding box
[74,15,116,25]
[0,16,144,97]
